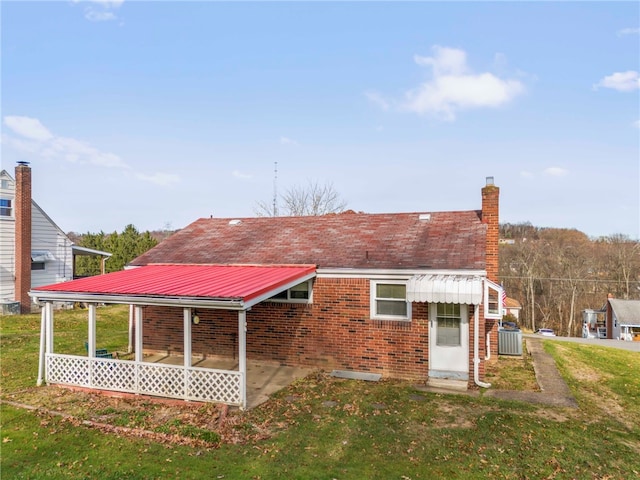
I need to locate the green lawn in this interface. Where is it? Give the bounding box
[2,306,639,479]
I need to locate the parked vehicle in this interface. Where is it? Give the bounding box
[536,328,556,336]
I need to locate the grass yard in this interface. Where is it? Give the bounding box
[2,306,640,479]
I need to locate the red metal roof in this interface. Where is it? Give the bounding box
[32,264,316,303]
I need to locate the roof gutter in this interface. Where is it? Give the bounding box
[29,291,246,310]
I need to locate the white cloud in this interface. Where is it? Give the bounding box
[364,91,391,111]
[4,116,54,142]
[617,27,640,37]
[232,170,253,180]
[370,46,525,121]
[544,167,569,177]
[520,170,534,178]
[279,136,298,146]
[414,47,468,76]
[135,172,180,187]
[3,115,126,168]
[594,71,640,92]
[72,0,124,22]
[85,10,117,22]
[634,119,640,129]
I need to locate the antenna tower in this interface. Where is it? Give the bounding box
[272,161,278,216]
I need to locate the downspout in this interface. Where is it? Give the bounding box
[473,304,491,388]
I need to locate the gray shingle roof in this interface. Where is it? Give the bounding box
[610,299,640,326]
[130,210,487,271]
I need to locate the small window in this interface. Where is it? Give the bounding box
[436,303,461,346]
[270,280,312,303]
[484,280,503,319]
[0,198,12,217]
[31,261,45,271]
[371,281,410,320]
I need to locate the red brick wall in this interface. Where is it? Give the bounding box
[481,183,500,284]
[15,164,32,314]
[140,277,496,383]
[142,277,432,380]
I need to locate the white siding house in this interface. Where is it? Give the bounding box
[1,169,73,307]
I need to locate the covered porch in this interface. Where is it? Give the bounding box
[30,264,316,409]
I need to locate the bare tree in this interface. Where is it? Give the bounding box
[255,180,348,217]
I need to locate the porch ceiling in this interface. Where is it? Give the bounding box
[30,264,316,310]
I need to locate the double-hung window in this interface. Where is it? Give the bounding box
[371,280,410,320]
[0,198,11,217]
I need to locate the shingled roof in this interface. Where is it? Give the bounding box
[130,210,487,270]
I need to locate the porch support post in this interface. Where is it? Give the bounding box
[183,308,192,367]
[238,310,247,409]
[37,306,46,386]
[88,303,97,357]
[45,301,54,355]
[184,308,193,400]
[134,306,143,363]
[128,304,134,353]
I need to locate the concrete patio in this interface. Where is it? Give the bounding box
[143,353,314,409]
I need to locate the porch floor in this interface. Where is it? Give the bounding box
[143,353,314,409]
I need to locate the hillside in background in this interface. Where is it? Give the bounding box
[499,222,639,336]
[69,221,638,337]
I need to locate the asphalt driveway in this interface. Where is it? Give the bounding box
[523,334,640,352]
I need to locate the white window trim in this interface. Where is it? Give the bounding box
[268,279,313,304]
[370,279,411,321]
[484,280,503,319]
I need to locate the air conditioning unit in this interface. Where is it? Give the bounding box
[1,301,21,315]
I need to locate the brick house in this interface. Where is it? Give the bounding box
[31,178,503,408]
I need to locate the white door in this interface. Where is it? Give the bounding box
[429,303,469,379]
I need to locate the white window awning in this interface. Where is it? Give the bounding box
[407,274,484,305]
[31,250,55,262]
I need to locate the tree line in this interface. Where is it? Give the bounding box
[69,224,159,276]
[499,223,640,336]
[69,202,638,340]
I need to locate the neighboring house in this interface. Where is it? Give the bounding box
[1,163,110,313]
[31,178,504,409]
[605,296,640,341]
[503,297,522,321]
[583,295,640,341]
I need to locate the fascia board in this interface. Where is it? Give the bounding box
[29,291,245,310]
[317,268,486,279]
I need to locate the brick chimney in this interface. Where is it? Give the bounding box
[481,177,499,283]
[15,161,32,314]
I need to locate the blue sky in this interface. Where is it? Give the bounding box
[2,1,639,238]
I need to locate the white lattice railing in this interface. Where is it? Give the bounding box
[46,354,242,406]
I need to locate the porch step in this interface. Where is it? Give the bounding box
[426,377,469,391]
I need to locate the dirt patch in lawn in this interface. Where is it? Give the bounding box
[2,385,265,448]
